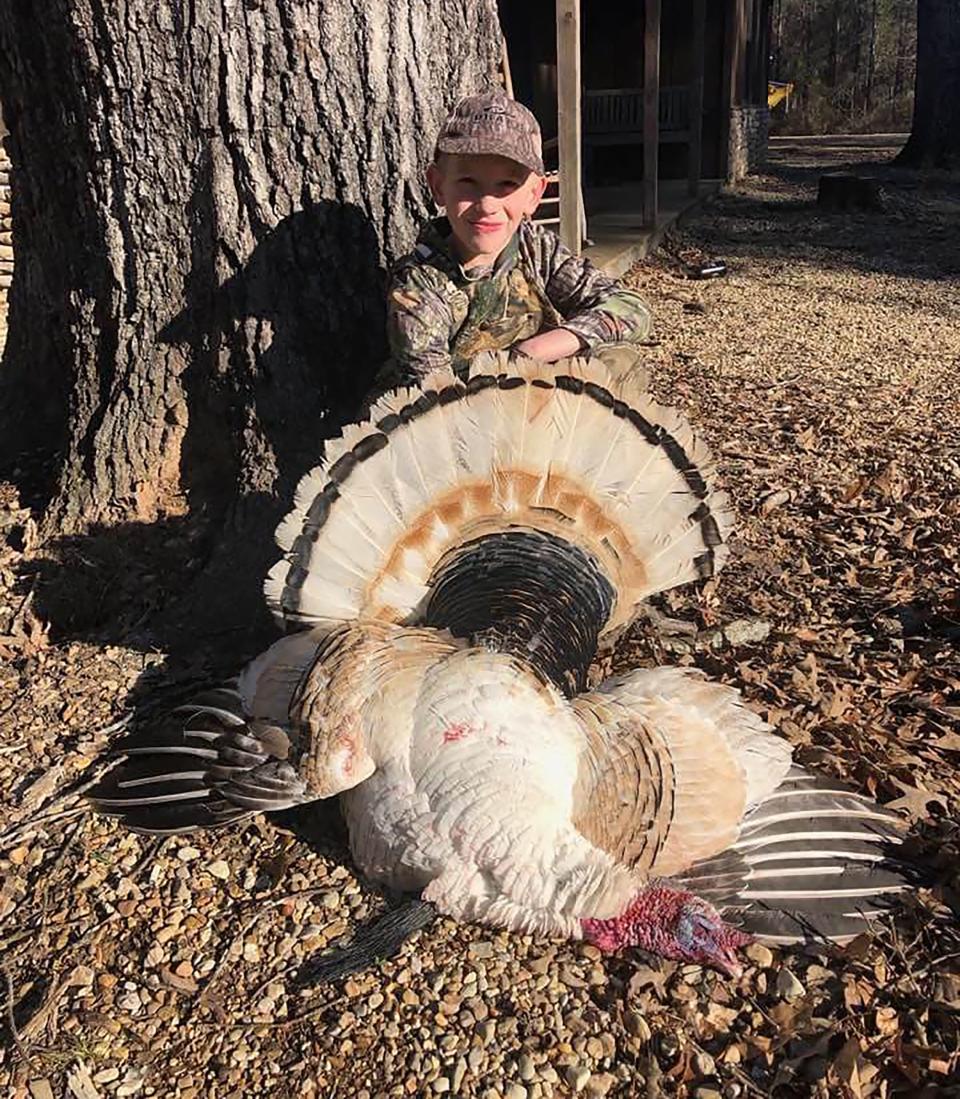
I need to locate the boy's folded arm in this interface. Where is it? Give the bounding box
[386,272,458,382]
[534,227,653,349]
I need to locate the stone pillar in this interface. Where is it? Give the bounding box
[727,104,769,181]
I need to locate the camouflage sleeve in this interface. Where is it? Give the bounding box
[386,266,456,384]
[532,225,653,349]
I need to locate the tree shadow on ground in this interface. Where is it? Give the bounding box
[20,199,389,684]
[691,146,960,284]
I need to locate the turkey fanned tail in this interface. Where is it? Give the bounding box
[88,688,311,835]
[673,768,917,944]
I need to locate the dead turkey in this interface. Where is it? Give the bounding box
[91,352,916,977]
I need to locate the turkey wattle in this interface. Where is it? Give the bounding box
[90,353,915,977]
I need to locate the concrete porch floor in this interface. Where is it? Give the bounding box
[583,179,722,277]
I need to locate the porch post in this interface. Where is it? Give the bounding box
[688,0,706,196]
[556,0,582,254]
[643,0,661,228]
[721,0,748,180]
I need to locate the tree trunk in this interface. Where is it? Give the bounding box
[864,0,878,114]
[893,1,907,101]
[0,1,501,649]
[897,0,960,168]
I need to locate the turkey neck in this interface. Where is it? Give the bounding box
[423,529,615,697]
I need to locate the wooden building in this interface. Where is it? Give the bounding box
[499,0,771,251]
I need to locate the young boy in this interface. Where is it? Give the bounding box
[385,91,653,386]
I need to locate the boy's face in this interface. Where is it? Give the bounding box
[427,153,547,269]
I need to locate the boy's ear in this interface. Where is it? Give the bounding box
[426,162,445,208]
[525,173,549,216]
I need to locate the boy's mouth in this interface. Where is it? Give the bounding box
[469,220,505,234]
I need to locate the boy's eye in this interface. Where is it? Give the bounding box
[499,180,519,190]
[458,177,476,185]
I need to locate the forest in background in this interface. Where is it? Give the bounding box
[770,0,917,134]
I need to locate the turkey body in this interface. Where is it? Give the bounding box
[90,354,916,970]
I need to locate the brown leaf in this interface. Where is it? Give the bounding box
[829,1036,872,1098]
[628,961,670,998]
[796,425,817,451]
[761,488,792,515]
[841,475,870,503]
[883,775,949,821]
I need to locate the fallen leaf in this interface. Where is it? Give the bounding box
[66,1060,102,1099]
[883,775,949,821]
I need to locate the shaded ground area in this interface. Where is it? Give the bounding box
[2,138,959,1098]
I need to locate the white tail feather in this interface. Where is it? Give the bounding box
[267,354,733,635]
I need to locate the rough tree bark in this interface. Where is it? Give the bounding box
[0,0,501,646]
[897,0,960,168]
[0,1,501,528]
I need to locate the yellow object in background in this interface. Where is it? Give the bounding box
[768,81,794,110]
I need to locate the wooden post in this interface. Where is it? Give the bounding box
[720,0,747,180]
[556,0,582,254]
[688,0,706,196]
[643,0,662,227]
[500,35,514,99]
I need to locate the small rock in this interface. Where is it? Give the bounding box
[321,890,340,909]
[8,846,29,865]
[722,618,771,646]
[585,1073,616,1098]
[518,1053,536,1081]
[117,991,143,1015]
[564,1066,591,1094]
[68,965,95,987]
[207,859,230,880]
[559,965,587,989]
[433,1079,450,1094]
[177,846,201,862]
[693,1088,722,1099]
[624,1011,651,1041]
[776,967,805,1001]
[745,942,773,968]
[504,1086,527,1099]
[469,940,495,959]
[451,1057,468,1092]
[694,1051,716,1076]
[806,964,835,986]
[477,1019,497,1045]
[93,1068,121,1084]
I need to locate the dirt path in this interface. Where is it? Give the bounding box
[2,144,959,1097]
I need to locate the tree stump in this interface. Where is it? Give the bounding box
[817,173,883,212]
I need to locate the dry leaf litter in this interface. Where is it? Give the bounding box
[1,139,959,1098]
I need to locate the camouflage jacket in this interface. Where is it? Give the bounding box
[385,217,653,383]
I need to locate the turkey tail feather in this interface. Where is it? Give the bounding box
[266,354,733,639]
[88,691,311,835]
[673,768,917,945]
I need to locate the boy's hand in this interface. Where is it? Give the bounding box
[511,328,584,364]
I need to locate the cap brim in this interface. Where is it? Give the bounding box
[436,137,544,177]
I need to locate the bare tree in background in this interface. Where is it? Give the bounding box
[769,0,917,133]
[897,0,960,167]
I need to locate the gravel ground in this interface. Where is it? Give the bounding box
[2,140,959,1098]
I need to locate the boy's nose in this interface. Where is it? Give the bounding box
[477,194,500,214]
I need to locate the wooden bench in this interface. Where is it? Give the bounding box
[583,86,691,148]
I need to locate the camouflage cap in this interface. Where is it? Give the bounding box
[435,91,544,176]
